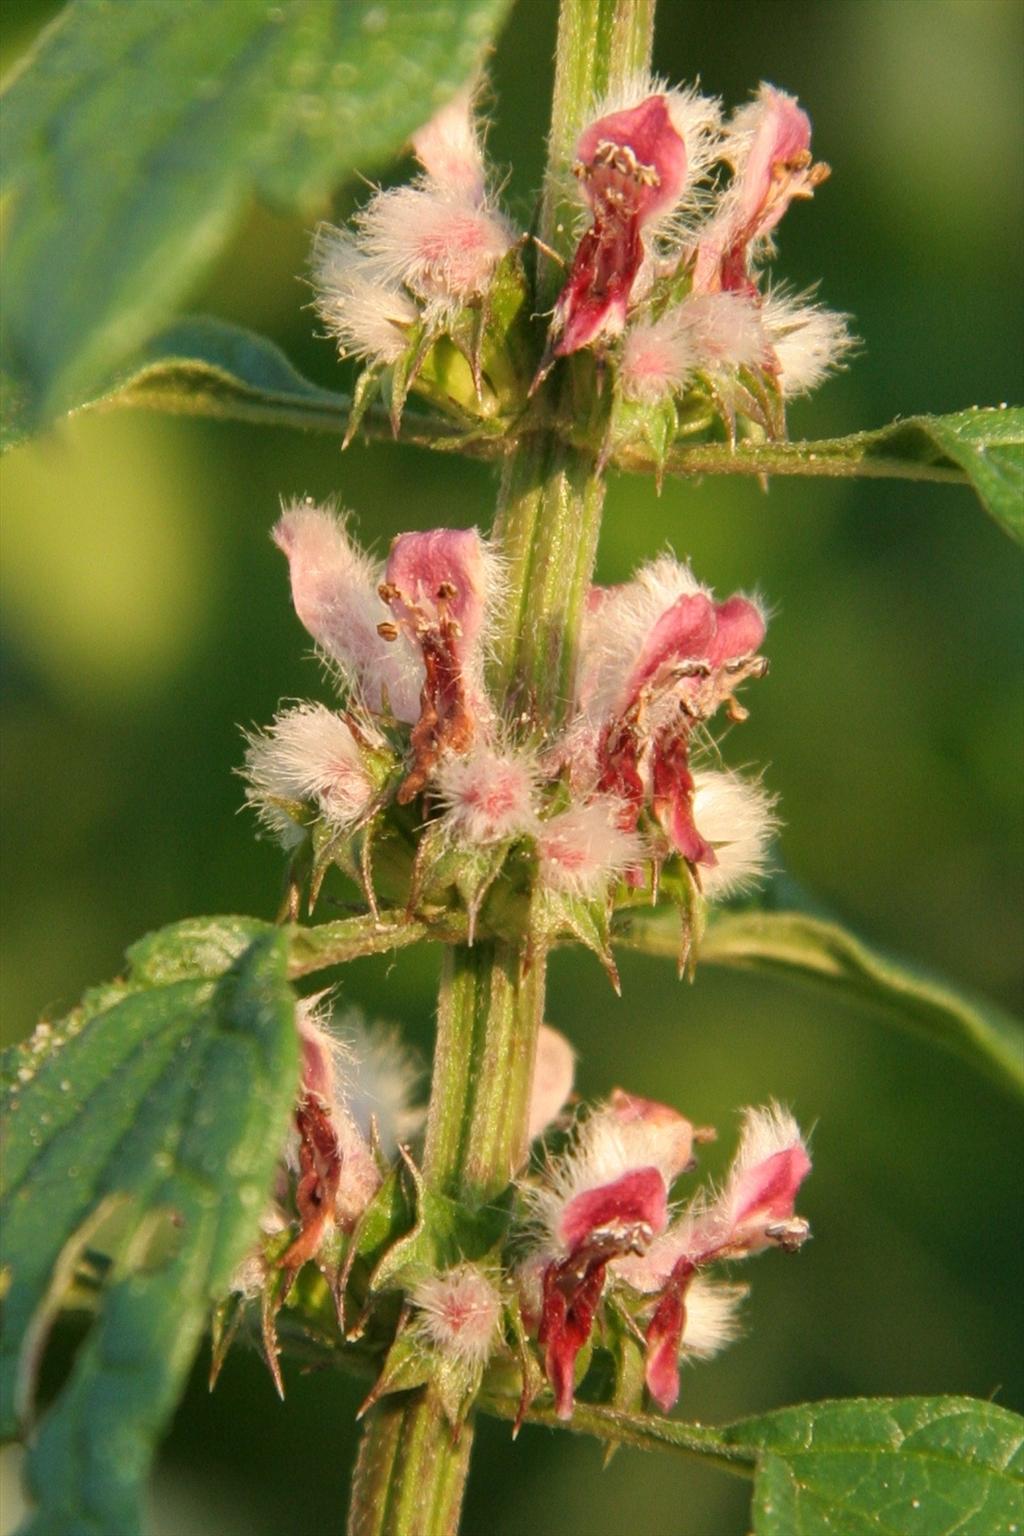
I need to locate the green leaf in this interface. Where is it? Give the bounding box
[615,906,1024,1101]
[483,1394,1024,1536]
[1,0,512,440]
[614,408,1024,540]
[730,1397,1024,1536]
[0,923,298,1535]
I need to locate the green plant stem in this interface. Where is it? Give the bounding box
[490,433,606,726]
[347,2,653,1532]
[424,942,546,1200]
[348,1398,474,1536]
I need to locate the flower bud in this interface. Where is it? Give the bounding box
[242,703,382,847]
[528,1024,576,1141]
[411,1264,503,1368]
[435,744,538,845]
[312,228,419,366]
[536,799,643,897]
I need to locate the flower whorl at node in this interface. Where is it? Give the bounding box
[519,1095,810,1417]
[310,71,851,462]
[541,75,851,452]
[245,506,776,956]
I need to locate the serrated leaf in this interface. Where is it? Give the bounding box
[615,907,1024,1100]
[482,1392,1024,1536]
[728,1397,1024,1536]
[1,0,512,440]
[635,408,1024,540]
[1,927,298,1535]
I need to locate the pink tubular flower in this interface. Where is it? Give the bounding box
[279,1000,383,1273]
[412,1264,503,1368]
[632,1104,811,1409]
[273,502,423,723]
[527,1097,696,1417]
[379,528,499,800]
[694,84,829,294]
[552,86,719,357]
[570,558,767,868]
[273,508,499,803]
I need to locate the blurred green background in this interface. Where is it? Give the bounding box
[2,1,1022,1532]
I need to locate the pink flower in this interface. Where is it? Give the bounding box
[634,1105,810,1408]
[273,509,500,804]
[279,1001,377,1273]
[571,558,767,867]
[357,186,513,314]
[273,502,423,723]
[526,1098,696,1417]
[551,87,719,357]
[242,703,382,847]
[694,84,829,294]
[434,745,538,845]
[379,528,499,800]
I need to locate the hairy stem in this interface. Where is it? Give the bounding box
[347,3,654,1532]
[491,434,606,728]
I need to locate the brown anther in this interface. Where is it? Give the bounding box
[726,696,750,723]
[436,580,458,601]
[376,621,399,642]
[378,581,399,603]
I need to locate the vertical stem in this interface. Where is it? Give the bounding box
[491,435,607,728]
[348,1400,473,1536]
[425,943,545,1201]
[348,4,655,1533]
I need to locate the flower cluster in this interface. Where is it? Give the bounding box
[243,504,775,951]
[232,988,808,1427]
[312,76,851,462]
[521,1095,811,1416]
